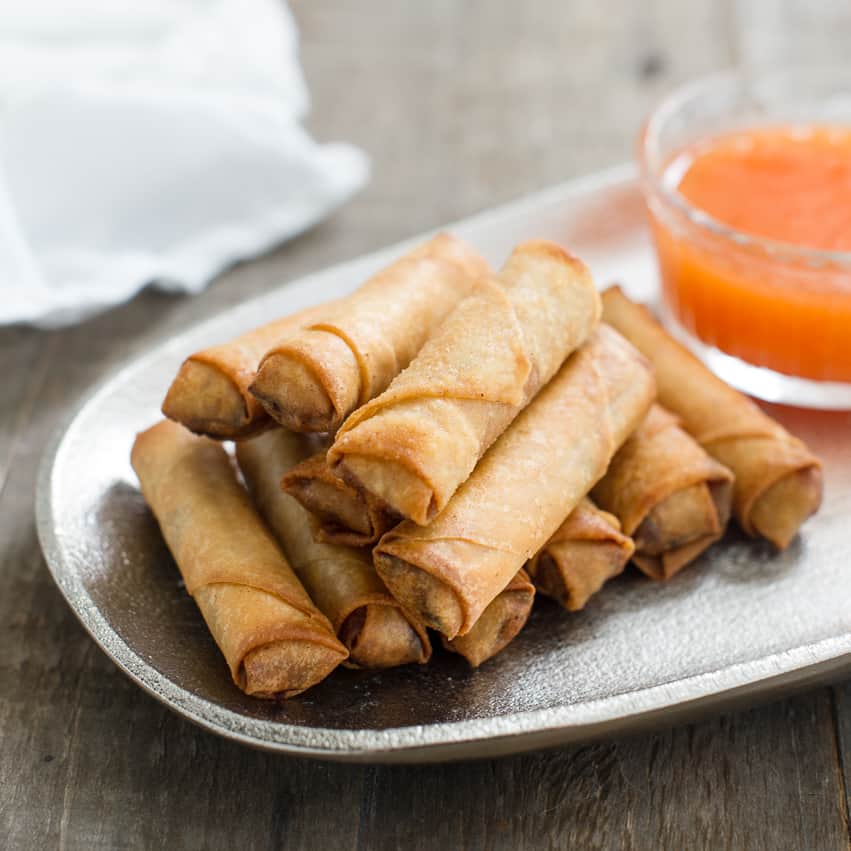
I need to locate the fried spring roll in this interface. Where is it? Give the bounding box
[281,451,399,547]
[249,233,489,433]
[131,421,347,698]
[526,498,634,610]
[236,430,430,669]
[373,325,655,639]
[329,241,601,524]
[442,570,535,667]
[162,302,331,440]
[601,288,823,548]
[591,404,734,579]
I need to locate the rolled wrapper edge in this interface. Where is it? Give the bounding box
[526,498,635,610]
[373,326,656,638]
[237,429,429,669]
[600,287,823,548]
[328,241,601,524]
[372,535,489,640]
[132,422,347,698]
[441,570,535,667]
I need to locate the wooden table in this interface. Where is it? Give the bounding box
[3,2,850,848]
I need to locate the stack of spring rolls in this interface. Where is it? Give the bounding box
[132,233,823,700]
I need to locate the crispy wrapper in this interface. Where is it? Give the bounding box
[592,404,734,579]
[442,570,535,667]
[526,498,634,610]
[236,430,430,669]
[162,302,332,440]
[373,325,656,639]
[131,421,347,698]
[329,240,601,524]
[249,233,489,432]
[162,305,329,440]
[281,450,399,547]
[601,288,823,549]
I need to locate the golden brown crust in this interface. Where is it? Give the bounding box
[340,603,430,670]
[749,465,824,550]
[329,240,601,524]
[250,329,360,432]
[161,301,332,440]
[239,637,344,698]
[236,430,430,669]
[373,325,656,638]
[196,584,343,698]
[162,360,257,439]
[249,233,490,433]
[281,451,399,547]
[601,287,822,548]
[442,570,535,667]
[526,497,634,610]
[591,403,734,579]
[131,420,346,698]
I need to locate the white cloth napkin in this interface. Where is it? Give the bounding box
[0,0,369,327]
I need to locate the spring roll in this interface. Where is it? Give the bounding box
[236,430,431,669]
[249,233,489,433]
[373,325,655,639]
[131,421,347,698]
[526,498,634,610]
[162,302,332,440]
[328,240,601,524]
[281,450,399,547]
[591,404,734,579]
[442,570,535,667]
[601,287,823,549]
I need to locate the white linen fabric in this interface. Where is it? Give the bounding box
[0,0,369,326]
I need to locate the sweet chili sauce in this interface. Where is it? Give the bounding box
[649,125,851,382]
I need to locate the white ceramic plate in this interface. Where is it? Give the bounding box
[37,165,851,762]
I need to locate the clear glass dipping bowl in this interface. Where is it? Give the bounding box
[638,68,851,409]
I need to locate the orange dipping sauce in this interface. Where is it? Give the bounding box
[649,125,851,382]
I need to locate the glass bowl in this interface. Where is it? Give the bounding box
[638,68,851,409]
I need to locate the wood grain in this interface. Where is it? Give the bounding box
[1,1,849,848]
[353,694,847,851]
[835,683,851,837]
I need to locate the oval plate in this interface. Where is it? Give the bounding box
[37,165,851,762]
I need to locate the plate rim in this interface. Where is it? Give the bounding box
[35,162,851,762]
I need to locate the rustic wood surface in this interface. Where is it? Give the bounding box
[2,1,850,848]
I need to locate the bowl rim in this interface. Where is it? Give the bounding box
[638,67,851,267]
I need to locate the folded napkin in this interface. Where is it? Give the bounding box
[0,0,369,327]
